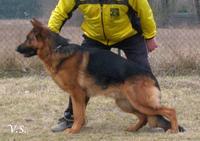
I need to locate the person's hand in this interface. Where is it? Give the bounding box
[146,38,158,52]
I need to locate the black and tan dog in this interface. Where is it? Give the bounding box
[16,19,184,134]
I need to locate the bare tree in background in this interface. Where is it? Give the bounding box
[194,0,200,22]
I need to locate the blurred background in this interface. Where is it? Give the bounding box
[0,0,200,76]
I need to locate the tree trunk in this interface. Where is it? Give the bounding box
[194,0,200,22]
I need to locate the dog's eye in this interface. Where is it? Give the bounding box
[26,36,33,45]
[26,36,35,42]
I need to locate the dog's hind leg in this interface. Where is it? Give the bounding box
[115,99,147,132]
[124,90,179,133]
[148,115,171,131]
[148,115,185,132]
[126,112,147,132]
[115,99,134,113]
[115,98,183,132]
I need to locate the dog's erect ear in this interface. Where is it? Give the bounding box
[30,18,49,39]
[31,18,43,30]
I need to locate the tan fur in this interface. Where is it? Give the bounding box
[17,19,179,134]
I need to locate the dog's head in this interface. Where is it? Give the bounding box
[16,18,51,57]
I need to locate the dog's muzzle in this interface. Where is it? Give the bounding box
[16,45,37,57]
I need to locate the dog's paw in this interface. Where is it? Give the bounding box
[66,128,80,134]
[125,126,138,132]
[166,129,179,134]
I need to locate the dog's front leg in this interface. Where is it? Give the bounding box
[66,88,86,134]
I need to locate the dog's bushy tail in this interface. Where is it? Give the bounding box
[148,115,185,132]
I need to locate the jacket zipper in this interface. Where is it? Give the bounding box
[100,3,109,45]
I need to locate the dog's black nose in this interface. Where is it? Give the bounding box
[16,45,25,53]
[16,46,21,52]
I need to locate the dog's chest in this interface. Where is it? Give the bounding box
[50,70,75,93]
[52,75,69,91]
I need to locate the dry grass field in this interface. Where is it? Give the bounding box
[0,74,200,141]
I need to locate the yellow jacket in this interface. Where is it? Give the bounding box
[48,0,156,46]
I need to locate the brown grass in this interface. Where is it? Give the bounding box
[150,28,200,75]
[0,20,200,75]
[0,74,200,140]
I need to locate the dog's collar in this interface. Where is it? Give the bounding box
[56,45,62,49]
[54,45,62,52]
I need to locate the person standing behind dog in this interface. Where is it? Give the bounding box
[48,0,162,132]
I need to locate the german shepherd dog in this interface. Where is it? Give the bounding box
[16,19,185,134]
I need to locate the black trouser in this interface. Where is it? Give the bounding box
[64,34,151,118]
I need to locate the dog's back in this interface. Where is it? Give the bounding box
[85,48,158,88]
